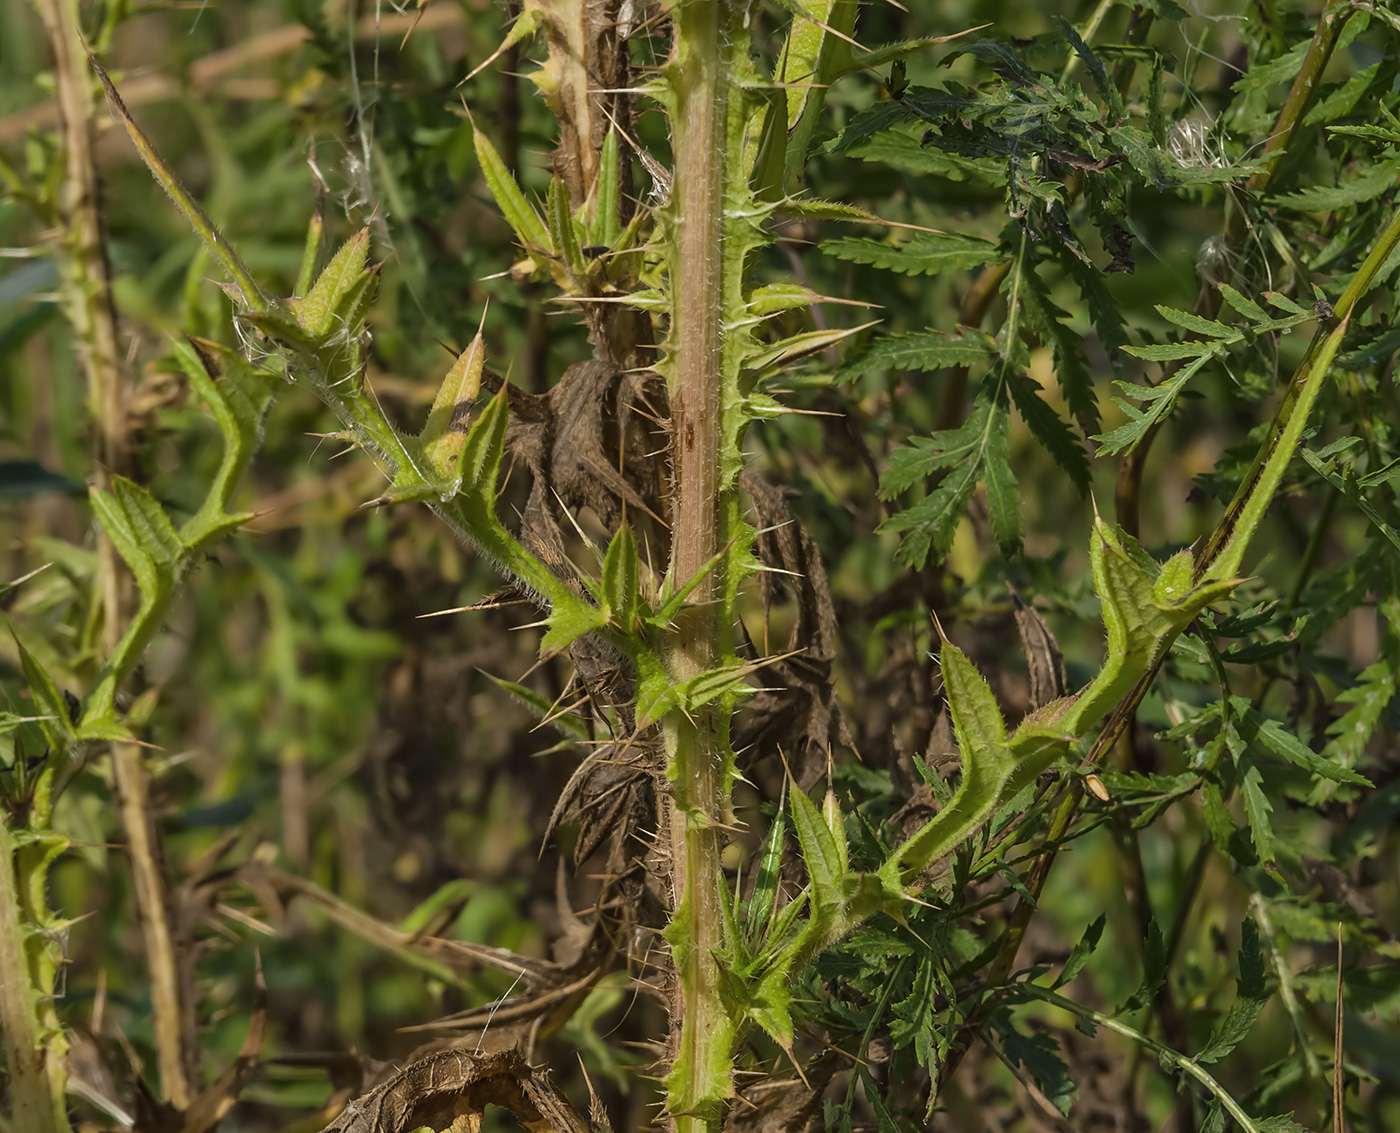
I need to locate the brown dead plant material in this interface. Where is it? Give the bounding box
[736,471,849,791]
[722,1051,842,1133]
[234,859,620,1054]
[132,959,267,1133]
[317,1048,595,1133]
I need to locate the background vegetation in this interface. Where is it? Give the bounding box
[1,1,1398,1131]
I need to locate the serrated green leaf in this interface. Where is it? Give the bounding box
[1007,374,1090,495]
[1237,755,1277,868]
[747,967,797,1048]
[1093,348,1220,456]
[1055,16,1123,121]
[1117,919,1166,1013]
[857,1068,902,1133]
[821,233,1001,276]
[1201,774,1237,849]
[790,783,845,922]
[839,329,996,382]
[1262,291,1308,315]
[1236,706,1372,787]
[1230,38,1309,94]
[1052,913,1106,989]
[1197,918,1268,1063]
[1313,657,1397,804]
[1120,342,1218,362]
[879,456,980,567]
[889,960,941,1069]
[1218,285,1268,323]
[1156,305,1236,338]
[995,1014,1077,1115]
[1021,254,1102,434]
[983,412,1023,554]
[1273,155,1400,212]
[1307,60,1385,125]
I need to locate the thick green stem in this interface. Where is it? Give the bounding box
[662,2,747,1127]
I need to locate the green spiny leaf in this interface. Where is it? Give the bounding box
[540,603,609,657]
[12,635,72,753]
[175,337,277,550]
[482,674,590,741]
[790,783,845,921]
[297,228,370,337]
[547,177,583,276]
[595,129,621,247]
[472,121,551,253]
[422,325,486,484]
[459,382,510,494]
[294,206,324,299]
[744,792,787,947]
[601,526,640,633]
[89,55,269,312]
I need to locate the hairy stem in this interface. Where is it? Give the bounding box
[662,2,745,1127]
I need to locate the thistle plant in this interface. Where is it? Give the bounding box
[3,2,1400,1131]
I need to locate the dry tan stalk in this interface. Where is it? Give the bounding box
[33,0,201,1107]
